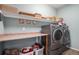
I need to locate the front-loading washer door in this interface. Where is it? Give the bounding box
[53,29,63,41]
[51,28,63,50]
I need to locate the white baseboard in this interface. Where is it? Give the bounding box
[69,47,79,51]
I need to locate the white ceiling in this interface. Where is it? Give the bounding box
[11,4,66,9]
[49,4,65,9]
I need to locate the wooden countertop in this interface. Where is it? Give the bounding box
[0,32,48,42]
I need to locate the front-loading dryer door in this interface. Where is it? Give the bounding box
[63,29,71,45]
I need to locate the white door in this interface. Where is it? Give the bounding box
[0,21,4,34]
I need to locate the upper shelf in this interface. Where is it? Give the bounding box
[0,32,48,42]
[0,10,53,24]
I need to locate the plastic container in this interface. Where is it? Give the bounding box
[34,47,44,55]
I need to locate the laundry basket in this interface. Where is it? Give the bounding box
[20,51,34,55]
[20,47,34,55]
[34,47,44,55]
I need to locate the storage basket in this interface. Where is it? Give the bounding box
[20,51,34,55]
[20,47,34,55]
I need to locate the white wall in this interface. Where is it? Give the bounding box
[57,4,79,49]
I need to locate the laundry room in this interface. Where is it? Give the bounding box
[0,4,79,55]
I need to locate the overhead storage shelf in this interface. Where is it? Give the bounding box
[0,10,53,26]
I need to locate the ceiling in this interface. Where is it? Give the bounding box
[49,4,65,9]
[11,4,66,9]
